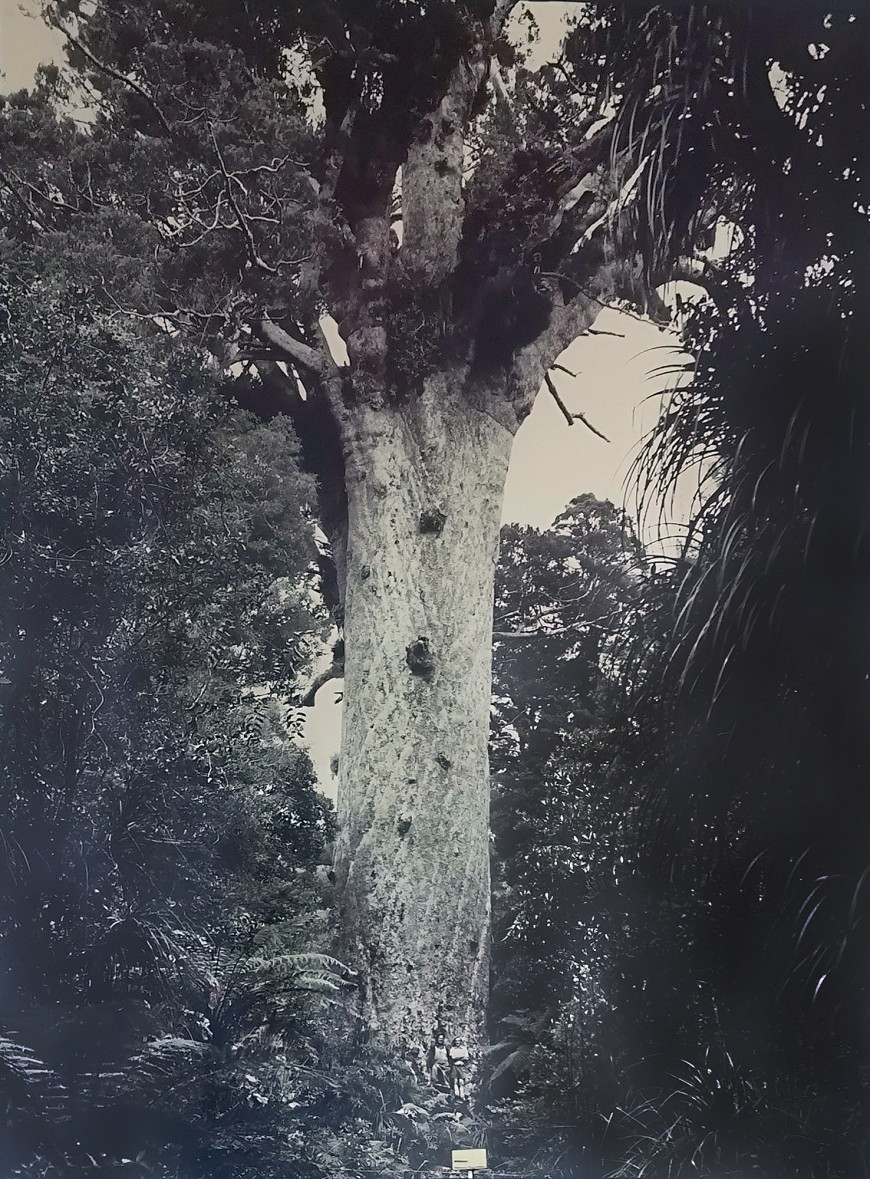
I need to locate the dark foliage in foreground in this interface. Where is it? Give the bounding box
[482,2,870,1175]
[0,270,349,1176]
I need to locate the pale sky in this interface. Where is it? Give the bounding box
[0,1,62,90]
[503,308,686,529]
[0,0,695,796]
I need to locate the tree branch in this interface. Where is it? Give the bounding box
[297,659,344,708]
[0,170,49,230]
[56,26,175,136]
[255,318,327,377]
[255,358,349,613]
[572,409,610,443]
[490,0,519,36]
[538,271,661,327]
[494,599,625,640]
[493,624,580,640]
[544,370,574,426]
[489,57,517,127]
[253,359,304,406]
[665,257,735,312]
[544,371,611,441]
[402,48,489,284]
[494,618,616,640]
[209,122,284,275]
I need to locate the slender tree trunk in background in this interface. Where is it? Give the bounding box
[334,373,513,1051]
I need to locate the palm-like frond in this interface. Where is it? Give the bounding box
[607,1040,840,1179]
[604,4,745,275]
[0,1032,64,1116]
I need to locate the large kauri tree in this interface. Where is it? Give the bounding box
[3,0,657,1055]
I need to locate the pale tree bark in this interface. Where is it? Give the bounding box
[213,4,632,1064]
[328,281,608,1053]
[334,371,513,1051]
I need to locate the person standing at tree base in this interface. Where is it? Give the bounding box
[449,1039,470,1099]
[428,1030,451,1090]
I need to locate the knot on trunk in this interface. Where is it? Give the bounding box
[406,636,435,680]
[419,508,446,535]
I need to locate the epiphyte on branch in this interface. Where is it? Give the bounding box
[472,266,553,370]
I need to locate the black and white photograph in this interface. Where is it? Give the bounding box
[0,1,868,1175]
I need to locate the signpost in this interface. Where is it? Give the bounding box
[451,1148,488,1177]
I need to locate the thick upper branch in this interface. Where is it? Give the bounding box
[401,49,489,285]
[256,318,327,377]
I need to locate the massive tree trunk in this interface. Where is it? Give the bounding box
[334,374,513,1051]
[205,2,617,1062]
[253,10,619,1057]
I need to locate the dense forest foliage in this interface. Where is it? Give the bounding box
[0,267,344,1174]
[2,0,869,1175]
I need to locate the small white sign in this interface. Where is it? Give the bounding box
[452,1148,488,1171]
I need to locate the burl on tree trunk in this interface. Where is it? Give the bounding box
[334,375,512,1050]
